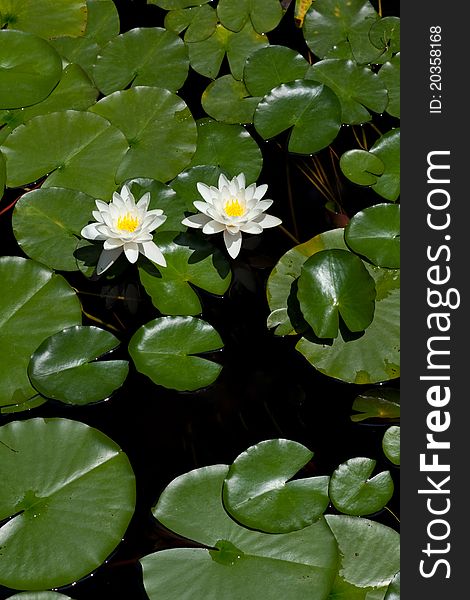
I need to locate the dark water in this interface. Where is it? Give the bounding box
[0,1,400,598]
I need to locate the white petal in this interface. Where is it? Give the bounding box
[112,191,126,210]
[96,247,123,275]
[182,213,211,229]
[223,229,242,258]
[143,213,166,231]
[218,173,230,190]
[123,242,139,263]
[119,184,132,201]
[140,241,167,267]
[254,199,273,212]
[253,183,268,200]
[81,223,106,240]
[240,221,263,234]
[95,199,109,212]
[196,182,214,204]
[236,173,246,189]
[228,178,238,196]
[104,237,125,250]
[225,223,240,233]
[193,200,213,217]
[244,183,256,203]
[203,220,226,234]
[253,213,282,229]
[92,210,105,223]
[136,192,151,211]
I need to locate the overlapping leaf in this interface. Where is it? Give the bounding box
[378,54,400,118]
[350,388,400,422]
[165,5,217,42]
[202,75,260,124]
[0,0,87,38]
[217,0,283,34]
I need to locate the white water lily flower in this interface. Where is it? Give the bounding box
[81,184,167,275]
[181,173,282,258]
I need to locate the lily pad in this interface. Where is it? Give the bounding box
[165,5,217,42]
[296,264,400,383]
[90,86,197,184]
[28,326,129,405]
[306,59,387,124]
[223,439,330,533]
[129,316,223,391]
[345,204,400,268]
[0,257,81,409]
[187,21,268,80]
[6,593,73,599]
[142,464,338,599]
[298,249,376,338]
[202,75,260,124]
[0,64,98,142]
[339,150,385,186]
[303,0,386,65]
[148,0,211,8]
[0,30,63,109]
[1,110,129,199]
[50,37,100,81]
[378,54,400,118]
[0,418,135,590]
[329,458,393,516]
[217,0,283,34]
[350,388,400,422]
[189,119,263,184]
[171,165,225,211]
[385,571,400,599]
[267,229,347,336]
[254,80,342,154]
[325,515,399,588]
[382,427,400,466]
[244,45,310,97]
[139,232,231,316]
[93,28,189,95]
[12,187,96,271]
[328,576,388,600]
[0,0,87,38]
[369,17,400,54]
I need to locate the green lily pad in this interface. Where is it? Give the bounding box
[385,572,400,599]
[244,45,310,97]
[93,28,189,95]
[28,326,129,405]
[382,427,400,466]
[0,64,98,143]
[189,119,263,184]
[0,30,63,110]
[217,0,283,34]
[148,0,211,8]
[50,37,100,81]
[187,21,268,80]
[1,110,129,199]
[378,54,400,118]
[6,593,73,599]
[339,149,385,186]
[125,178,188,232]
[90,86,197,184]
[298,249,376,338]
[296,264,400,383]
[303,0,387,65]
[223,439,329,533]
[350,388,400,422]
[0,0,87,38]
[345,204,400,268]
[306,59,387,124]
[267,229,347,336]
[0,418,135,590]
[0,150,5,197]
[369,17,400,54]
[325,515,399,588]
[129,316,223,391]
[0,257,81,409]
[328,576,388,600]
[165,5,217,42]
[142,464,338,599]
[171,165,225,211]
[202,75,260,124]
[254,80,342,154]
[12,187,96,271]
[139,232,231,316]
[329,458,394,516]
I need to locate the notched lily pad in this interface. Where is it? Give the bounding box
[223,439,330,533]
[217,0,283,34]
[378,53,400,118]
[350,388,400,422]
[202,75,260,124]
[340,150,385,186]
[28,326,129,405]
[165,5,217,42]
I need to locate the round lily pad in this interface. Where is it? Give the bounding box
[298,249,376,338]
[202,75,260,124]
[217,0,283,34]
[28,326,129,405]
[6,593,73,600]
[329,457,394,516]
[165,5,217,42]
[378,53,400,118]
[129,316,224,391]
[369,129,400,201]
[0,257,82,409]
[0,418,135,590]
[223,439,329,533]
[93,28,189,95]
[170,165,225,211]
[369,17,400,54]
[0,30,63,109]
[0,0,87,38]
[254,80,342,154]
[382,426,400,466]
[345,203,400,268]
[90,86,197,184]
[350,388,400,422]
[340,149,385,186]
[12,187,96,271]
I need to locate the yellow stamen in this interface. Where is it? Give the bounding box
[224,198,245,217]
[117,212,139,232]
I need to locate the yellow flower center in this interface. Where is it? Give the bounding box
[224,198,245,217]
[117,212,140,232]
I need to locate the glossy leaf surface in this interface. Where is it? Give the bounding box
[217,0,283,34]
[165,5,217,42]
[0,0,87,38]
[378,54,400,118]
[202,75,260,124]
[350,388,400,422]
[382,427,400,466]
